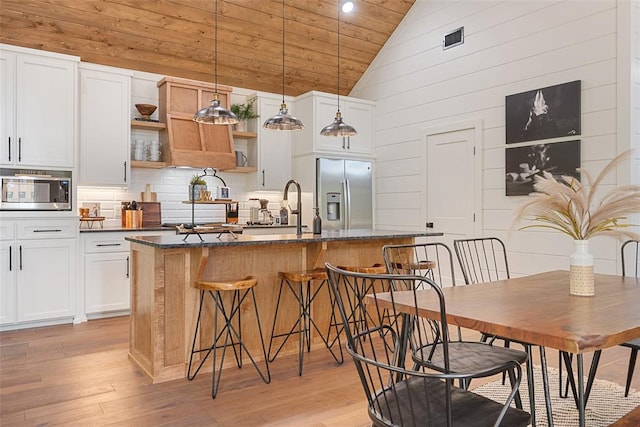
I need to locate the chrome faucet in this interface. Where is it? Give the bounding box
[283,179,302,236]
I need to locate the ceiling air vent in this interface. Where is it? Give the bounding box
[443,27,464,50]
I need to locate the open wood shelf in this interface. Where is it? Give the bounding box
[131,120,166,130]
[131,160,167,168]
[223,166,257,173]
[232,130,257,139]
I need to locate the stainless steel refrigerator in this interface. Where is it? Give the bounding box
[316,158,372,230]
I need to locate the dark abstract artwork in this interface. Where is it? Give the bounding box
[505,140,581,196]
[506,80,581,144]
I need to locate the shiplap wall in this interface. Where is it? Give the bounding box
[352,0,639,277]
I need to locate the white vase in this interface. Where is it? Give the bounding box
[569,239,594,296]
[235,120,247,132]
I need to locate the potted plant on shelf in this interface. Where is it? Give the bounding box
[512,150,640,296]
[230,99,259,132]
[189,175,207,201]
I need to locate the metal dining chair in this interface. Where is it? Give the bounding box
[453,237,554,426]
[324,262,531,427]
[382,242,529,398]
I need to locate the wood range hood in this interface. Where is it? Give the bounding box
[157,76,236,170]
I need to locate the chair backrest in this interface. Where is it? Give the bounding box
[324,262,528,426]
[453,237,510,284]
[383,241,461,340]
[622,239,639,278]
[383,241,456,287]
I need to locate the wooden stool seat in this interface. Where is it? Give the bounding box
[389,260,437,272]
[337,263,387,274]
[269,267,342,375]
[277,268,328,282]
[188,254,270,398]
[195,276,257,292]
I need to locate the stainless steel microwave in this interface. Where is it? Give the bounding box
[0,168,72,211]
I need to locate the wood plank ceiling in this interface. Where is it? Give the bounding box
[0,0,415,97]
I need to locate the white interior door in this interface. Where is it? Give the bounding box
[423,121,482,250]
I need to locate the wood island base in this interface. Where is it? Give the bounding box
[126,231,432,383]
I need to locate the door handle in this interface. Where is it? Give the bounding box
[19,245,22,270]
[8,245,12,272]
[33,229,62,233]
[96,243,123,247]
[123,161,127,183]
[7,137,11,162]
[262,170,265,187]
[18,137,22,162]
[126,256,130,278]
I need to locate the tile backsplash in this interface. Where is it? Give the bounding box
[77,167,295,225]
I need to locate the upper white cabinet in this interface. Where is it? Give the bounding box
[0,45,79,168]
[79,63,132,186]
[248,93,293,190]
[292,91,375,157]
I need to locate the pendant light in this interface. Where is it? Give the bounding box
[263,0,304,131]
[320,1,357,137]
[193,0,238,125]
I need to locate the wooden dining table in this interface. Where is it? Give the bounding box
[369,270,640,427]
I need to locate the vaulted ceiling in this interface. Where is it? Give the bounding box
[0,0,415,96]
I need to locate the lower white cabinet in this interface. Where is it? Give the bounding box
[82,230,173,318]
[84,234,130,315]
[0,218,78,328]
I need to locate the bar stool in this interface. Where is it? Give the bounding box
[328,263,388,344]
[187,259,270,398]
[268,267,343,376]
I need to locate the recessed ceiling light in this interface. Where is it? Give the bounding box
[341,1,354,13]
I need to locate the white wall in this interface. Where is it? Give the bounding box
[352,0,638,277]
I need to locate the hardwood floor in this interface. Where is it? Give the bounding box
[1,316,638,426]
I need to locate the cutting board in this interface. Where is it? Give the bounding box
[137,202,161,226]
[140,191,157,202]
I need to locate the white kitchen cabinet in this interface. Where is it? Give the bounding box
[0,223,16,325]
[292,91,375,158]
[83,233,130,316]
[79,63,132,186]
[247,93,293,190]
[81,230,173,318]
[0,218,77,328]
[0,45,79,168]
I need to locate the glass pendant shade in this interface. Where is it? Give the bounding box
[320,111,356,136]
[263,0,304,131]
[194,96,238,125]
[263,103,304,130]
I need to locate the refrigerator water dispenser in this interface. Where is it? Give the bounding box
[326,192,341,221]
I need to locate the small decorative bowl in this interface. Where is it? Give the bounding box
[135,104,157,120]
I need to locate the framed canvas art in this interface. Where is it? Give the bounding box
[505,140,581,196]
[506,80,581,144]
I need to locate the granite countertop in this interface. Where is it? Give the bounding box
[79,221,309,234]
[79,223,174,233]
[125,228,444,249]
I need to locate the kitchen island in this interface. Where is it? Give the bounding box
[126,229,442,383]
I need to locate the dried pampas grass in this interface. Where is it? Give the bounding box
[512,150,640,241]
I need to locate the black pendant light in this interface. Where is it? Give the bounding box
[193,0,238,125]
[320,1,357,137]
[263,0,304,131]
